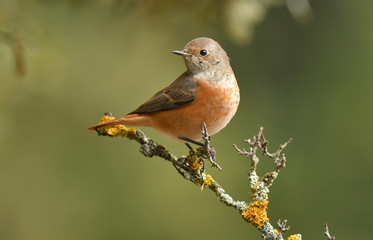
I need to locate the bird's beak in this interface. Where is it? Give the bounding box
[172,50,192,56]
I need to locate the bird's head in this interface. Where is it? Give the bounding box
[173,37,232,76]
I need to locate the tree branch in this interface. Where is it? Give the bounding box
[90,113,330,240]
[93,113,247,213]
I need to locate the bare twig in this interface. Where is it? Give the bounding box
[324,223,336,240]
[201,122,221,170]
[277,219,291,239]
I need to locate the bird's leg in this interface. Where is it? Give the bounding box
[178,123,222,171]
[173,143,205,175]
[179,137,204,147]
[184,142,193,150]
[173,163,187,178]
[201,123,222,171]
[184,142,206,172]
[178,137,206,172]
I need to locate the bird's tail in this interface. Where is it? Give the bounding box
[86,114,151,131]
[86,118,124,131]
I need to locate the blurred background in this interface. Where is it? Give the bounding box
[0,0,372,239]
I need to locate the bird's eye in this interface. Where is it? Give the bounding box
[199,49,208,56]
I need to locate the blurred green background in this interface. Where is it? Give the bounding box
[0,0,372,239]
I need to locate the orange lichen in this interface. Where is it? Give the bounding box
[97,115,136,138]
[186,150,203,171]
[287,234,302,240]
[203,174,212,188]
[241,200,269,228]
[194,174,213,189]
[99,115,115,123]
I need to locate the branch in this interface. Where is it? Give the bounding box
[93,113,246,213]
[89,113,329,240]
[277,219,291,239]
[324,223,336,240]
[233,127,299,240]
[201,122,221,170]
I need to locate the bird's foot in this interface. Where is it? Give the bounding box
[173,162,187,177]
[180,137,205,172]
[179,123,222,171]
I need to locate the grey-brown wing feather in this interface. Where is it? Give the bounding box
[128,73,198,114]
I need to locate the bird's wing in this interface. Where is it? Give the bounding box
[128,72,198,114]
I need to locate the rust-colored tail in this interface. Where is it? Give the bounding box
[86,114,151,131]
[86,118,124,131]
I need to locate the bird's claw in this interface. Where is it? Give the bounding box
[179,123,222,171]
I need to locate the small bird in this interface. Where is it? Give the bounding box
[87,37,239,144]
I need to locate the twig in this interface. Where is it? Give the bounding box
[233,127,297,239]
[201,122,221,170]
[277,219,290,239]
[324,223,336,240]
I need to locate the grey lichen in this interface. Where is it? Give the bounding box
[217,187,247,212]
[259,222,279,240]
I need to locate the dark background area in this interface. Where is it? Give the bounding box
[0,1,372,239]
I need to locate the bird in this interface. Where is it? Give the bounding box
[87,37,239,145]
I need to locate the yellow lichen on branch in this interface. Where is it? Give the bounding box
[97,115,136,139]
[203,174,213,188]
[242,200,269,228]
[99,115,115,124]
[186,149,204,171]
[287,234,302,240]
[194,174,213,189]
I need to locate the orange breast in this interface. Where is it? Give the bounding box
[148,79,240,141]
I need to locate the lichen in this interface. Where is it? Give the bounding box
[287,234,302,240]
[203,174,212,188]
[242,200,269,228]
[194,173,213,189]
[99,115,115,124]
[96,115,136,138]
[186,149,204,171]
